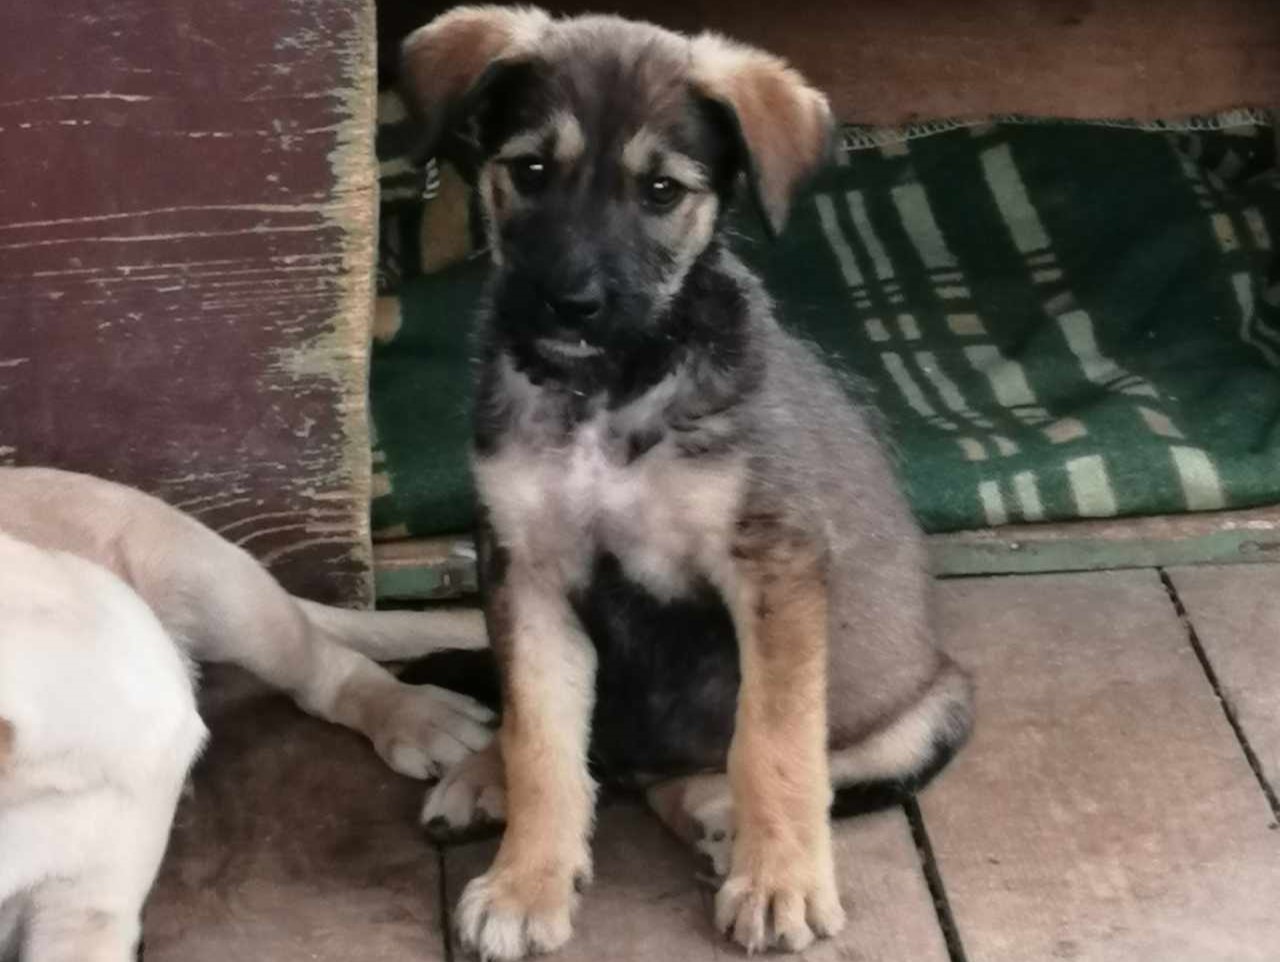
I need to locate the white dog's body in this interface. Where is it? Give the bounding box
[0,532,205,962]
[0,467,490,961]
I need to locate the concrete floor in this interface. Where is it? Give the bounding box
[144,565,1280,961]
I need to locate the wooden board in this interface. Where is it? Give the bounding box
[922,571,1280,961]
[372,508,1280,602]
[930,505,1280,577]
[380,0,1280,125]
[444,802,949,962]
[1167,564,1280,801]
[375,536,479,600]
[0,0,378,604]
[144,667,448,961]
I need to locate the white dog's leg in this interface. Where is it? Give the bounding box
[0,467,494,780]
[0,533,206,962]
[168,544,493,780]
[22,880,141,962]
[21,780,193,962]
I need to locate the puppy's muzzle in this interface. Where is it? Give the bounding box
[532,273,608,358]
[541,279,604,326]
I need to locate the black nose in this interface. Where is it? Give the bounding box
[542,281,604,325]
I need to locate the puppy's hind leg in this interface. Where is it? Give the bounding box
[646,658,974,884]
[828,657,973,816]
[645,773,735,882]
[420,740,507,841]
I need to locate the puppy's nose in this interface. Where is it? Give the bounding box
[543,282,604,325]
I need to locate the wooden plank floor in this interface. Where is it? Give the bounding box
[1167,565,1280,798]
[443,805,950,962]
[144,668,448,962]
[924,571,1280,962]
[145,566,1280,960]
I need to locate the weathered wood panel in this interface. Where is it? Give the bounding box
[381,0,1280,124]
[144,667,448,961]
[371,508,1280,602]
[0,0,377,603]
[930,506,1280,577]
[1168,564,1280,801]
[923,572,1280,961]
[444,804,949,962]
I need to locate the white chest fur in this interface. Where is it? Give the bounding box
[476,414,743,599]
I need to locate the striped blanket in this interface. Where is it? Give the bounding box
[370,100,1280,538]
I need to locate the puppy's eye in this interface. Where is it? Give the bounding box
[505,156,551,195]
[641,175,686,211]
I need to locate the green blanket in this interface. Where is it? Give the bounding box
[371,104,1280,540]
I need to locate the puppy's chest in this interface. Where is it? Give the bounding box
[479,419,743,594]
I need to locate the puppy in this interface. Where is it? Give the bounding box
[0,467,493,961]
[402,8,974,959]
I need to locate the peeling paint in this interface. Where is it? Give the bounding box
[265,0,378,604]
[1,0,378,605]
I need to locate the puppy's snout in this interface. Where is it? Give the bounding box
[541,277,605,326]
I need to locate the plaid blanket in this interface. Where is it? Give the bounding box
[370,97,1280,540]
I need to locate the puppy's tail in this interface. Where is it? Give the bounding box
[297,599,487,661]
[829,657,974,817]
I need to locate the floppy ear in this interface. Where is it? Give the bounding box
[691,35,834,237]
[400,5,552,158]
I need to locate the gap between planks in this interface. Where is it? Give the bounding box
[1158,568,1280,822]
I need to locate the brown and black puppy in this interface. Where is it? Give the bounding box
[402,7,974,959]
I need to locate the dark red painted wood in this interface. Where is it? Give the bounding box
[0,0,376,603]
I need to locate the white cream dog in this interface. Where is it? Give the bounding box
[0,467,491,961]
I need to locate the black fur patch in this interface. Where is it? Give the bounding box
[399,648,502,711]
[398,554,741,780]
[572,554,740,778]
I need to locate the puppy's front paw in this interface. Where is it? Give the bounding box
[376,684,496,780]
[714,850,845,954]
[421,742,506,841]
[456,858,588,962]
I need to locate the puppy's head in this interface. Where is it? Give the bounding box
[402,7,831,374]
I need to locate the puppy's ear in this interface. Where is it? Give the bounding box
[691,36,834,238]
[400,5,552,158]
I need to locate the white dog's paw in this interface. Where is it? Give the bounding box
[421,742,506,839]
[374,683,496,780]
[456,861,585,962]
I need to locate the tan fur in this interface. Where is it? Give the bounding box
[690,34,832,234]
[477,165,506,263]
[401,6,551,126]
[482,114,583,259]
[652,192,718,305]
[713,527,845,952]
[455,573,597,958]
[620,127,710,190]
[551,111,585,163]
